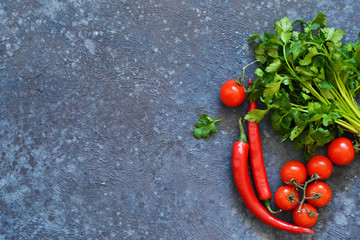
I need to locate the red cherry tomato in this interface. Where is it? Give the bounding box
[307,155,333,180]
[327,137,355,165]
[305,181,332,207]
[280,161,307,186]
[293,203,318,228]
[274,186,299,211]
[220,79,246,107]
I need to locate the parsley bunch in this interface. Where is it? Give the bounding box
[245,12,360,155]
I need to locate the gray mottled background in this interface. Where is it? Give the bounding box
[1,0,359,239]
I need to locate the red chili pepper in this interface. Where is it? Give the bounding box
[247,78,279,213]
[232,118,314,234]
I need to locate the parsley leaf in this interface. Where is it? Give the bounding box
[275,16,293,45]
[290,125,306,141]
[311,12,327,28]
[245,108,271,123]
[321,28,346,43]
[270,110,292,135]
[193,114,222,138]
[265,58,282,73]
[299,47,318,66]
[255,68,264,77]
[263,81,282,97]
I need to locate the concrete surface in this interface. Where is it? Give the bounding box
[0,0,360,239]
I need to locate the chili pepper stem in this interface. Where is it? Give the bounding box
[238,117,248,143]
[263,199,282,214]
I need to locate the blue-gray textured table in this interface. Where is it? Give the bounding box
[1,1,359,239]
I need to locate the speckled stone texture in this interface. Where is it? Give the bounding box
[1,0,360,239]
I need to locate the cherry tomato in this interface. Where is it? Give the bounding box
[307,155,333,180]
[292,203,318,228]
[305,181,332,207]
[280,161,307,186]
[274,186,299,211]
[220,79,246,107]
[327,137,355,165]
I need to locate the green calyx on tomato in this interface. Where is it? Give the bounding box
[293,203,318,228]
[305,181,332,207]
[274,186,299,211]
[280,160,307,187]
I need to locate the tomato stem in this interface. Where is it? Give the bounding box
[285,178,302,190]
[236,60,259,85]
[295,174,321,214]
[298,207,319,217]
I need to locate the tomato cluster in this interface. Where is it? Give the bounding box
[275,158,331,228]
[274,137,355,228]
